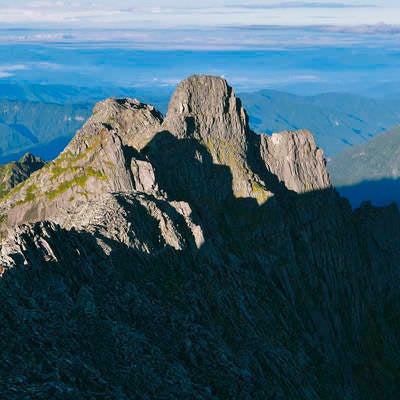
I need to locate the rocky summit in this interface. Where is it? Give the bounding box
[0,75,400,399]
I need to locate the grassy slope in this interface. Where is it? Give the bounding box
[0,161,14,198]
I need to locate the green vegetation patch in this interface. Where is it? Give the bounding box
[0,182,8,199]
[44,133,106,186]
[0,131,108,205]
[76,190,88,200]
[46,167,107,200]
[1,180,26,202]
[48,135,103,179]
[251,181,270,204]
[15,184,38,206]
[0,162,16,198]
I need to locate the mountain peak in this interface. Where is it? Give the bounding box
[0,75,330,232]
[164,74,248,143]
[162,75,267,201]
[75,97,163,151]
[166,75,237,119]
[18,152,43,165]
[2,76,397,398]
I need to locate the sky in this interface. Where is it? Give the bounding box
[0,1,399,94]
[0,0,399,28]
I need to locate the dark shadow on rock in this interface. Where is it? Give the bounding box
[2,130,400,399]
[245,129,292,196]
[139,130,291,248]
[142,130,235,208]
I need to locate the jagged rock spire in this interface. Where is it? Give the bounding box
[1,75,399,399]
[0,75,331,232]
[163,75,270,201]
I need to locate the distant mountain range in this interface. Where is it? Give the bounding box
[0,83,172,108]
[328,125,400,207]
[240,90,400,156]
[0,84,173,162]
[0,100,92,163]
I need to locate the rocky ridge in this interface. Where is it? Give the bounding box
[0,76,330,232]
[0,153,45,198]
[0,75,399,399]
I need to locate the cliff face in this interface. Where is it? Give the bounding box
[0,75,399,399]
[260,129,330,193]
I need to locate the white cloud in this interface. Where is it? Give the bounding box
[226,2,376,9]
[0,23,399,50]
[320,22,400,34]
[0,64,28,71]
[0,0,399,27]
[0,1,399,50]
[0,64,28,79]
[0,72,13,78]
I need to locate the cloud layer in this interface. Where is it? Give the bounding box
[0,24,399,50]
[226,2,375,9]
[0,1,399,28]
[0,1,399,51]
[0,64,28,79]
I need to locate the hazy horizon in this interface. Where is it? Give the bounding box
[1,0,399,28]
[1,1,400,95]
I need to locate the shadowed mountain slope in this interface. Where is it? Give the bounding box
[0,75,400,399]
[329,125,400,206]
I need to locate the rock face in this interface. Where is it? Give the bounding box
[260,129,330,193]
[0,98,163,228]
[164,75,272,202]
[0,75,400,399]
